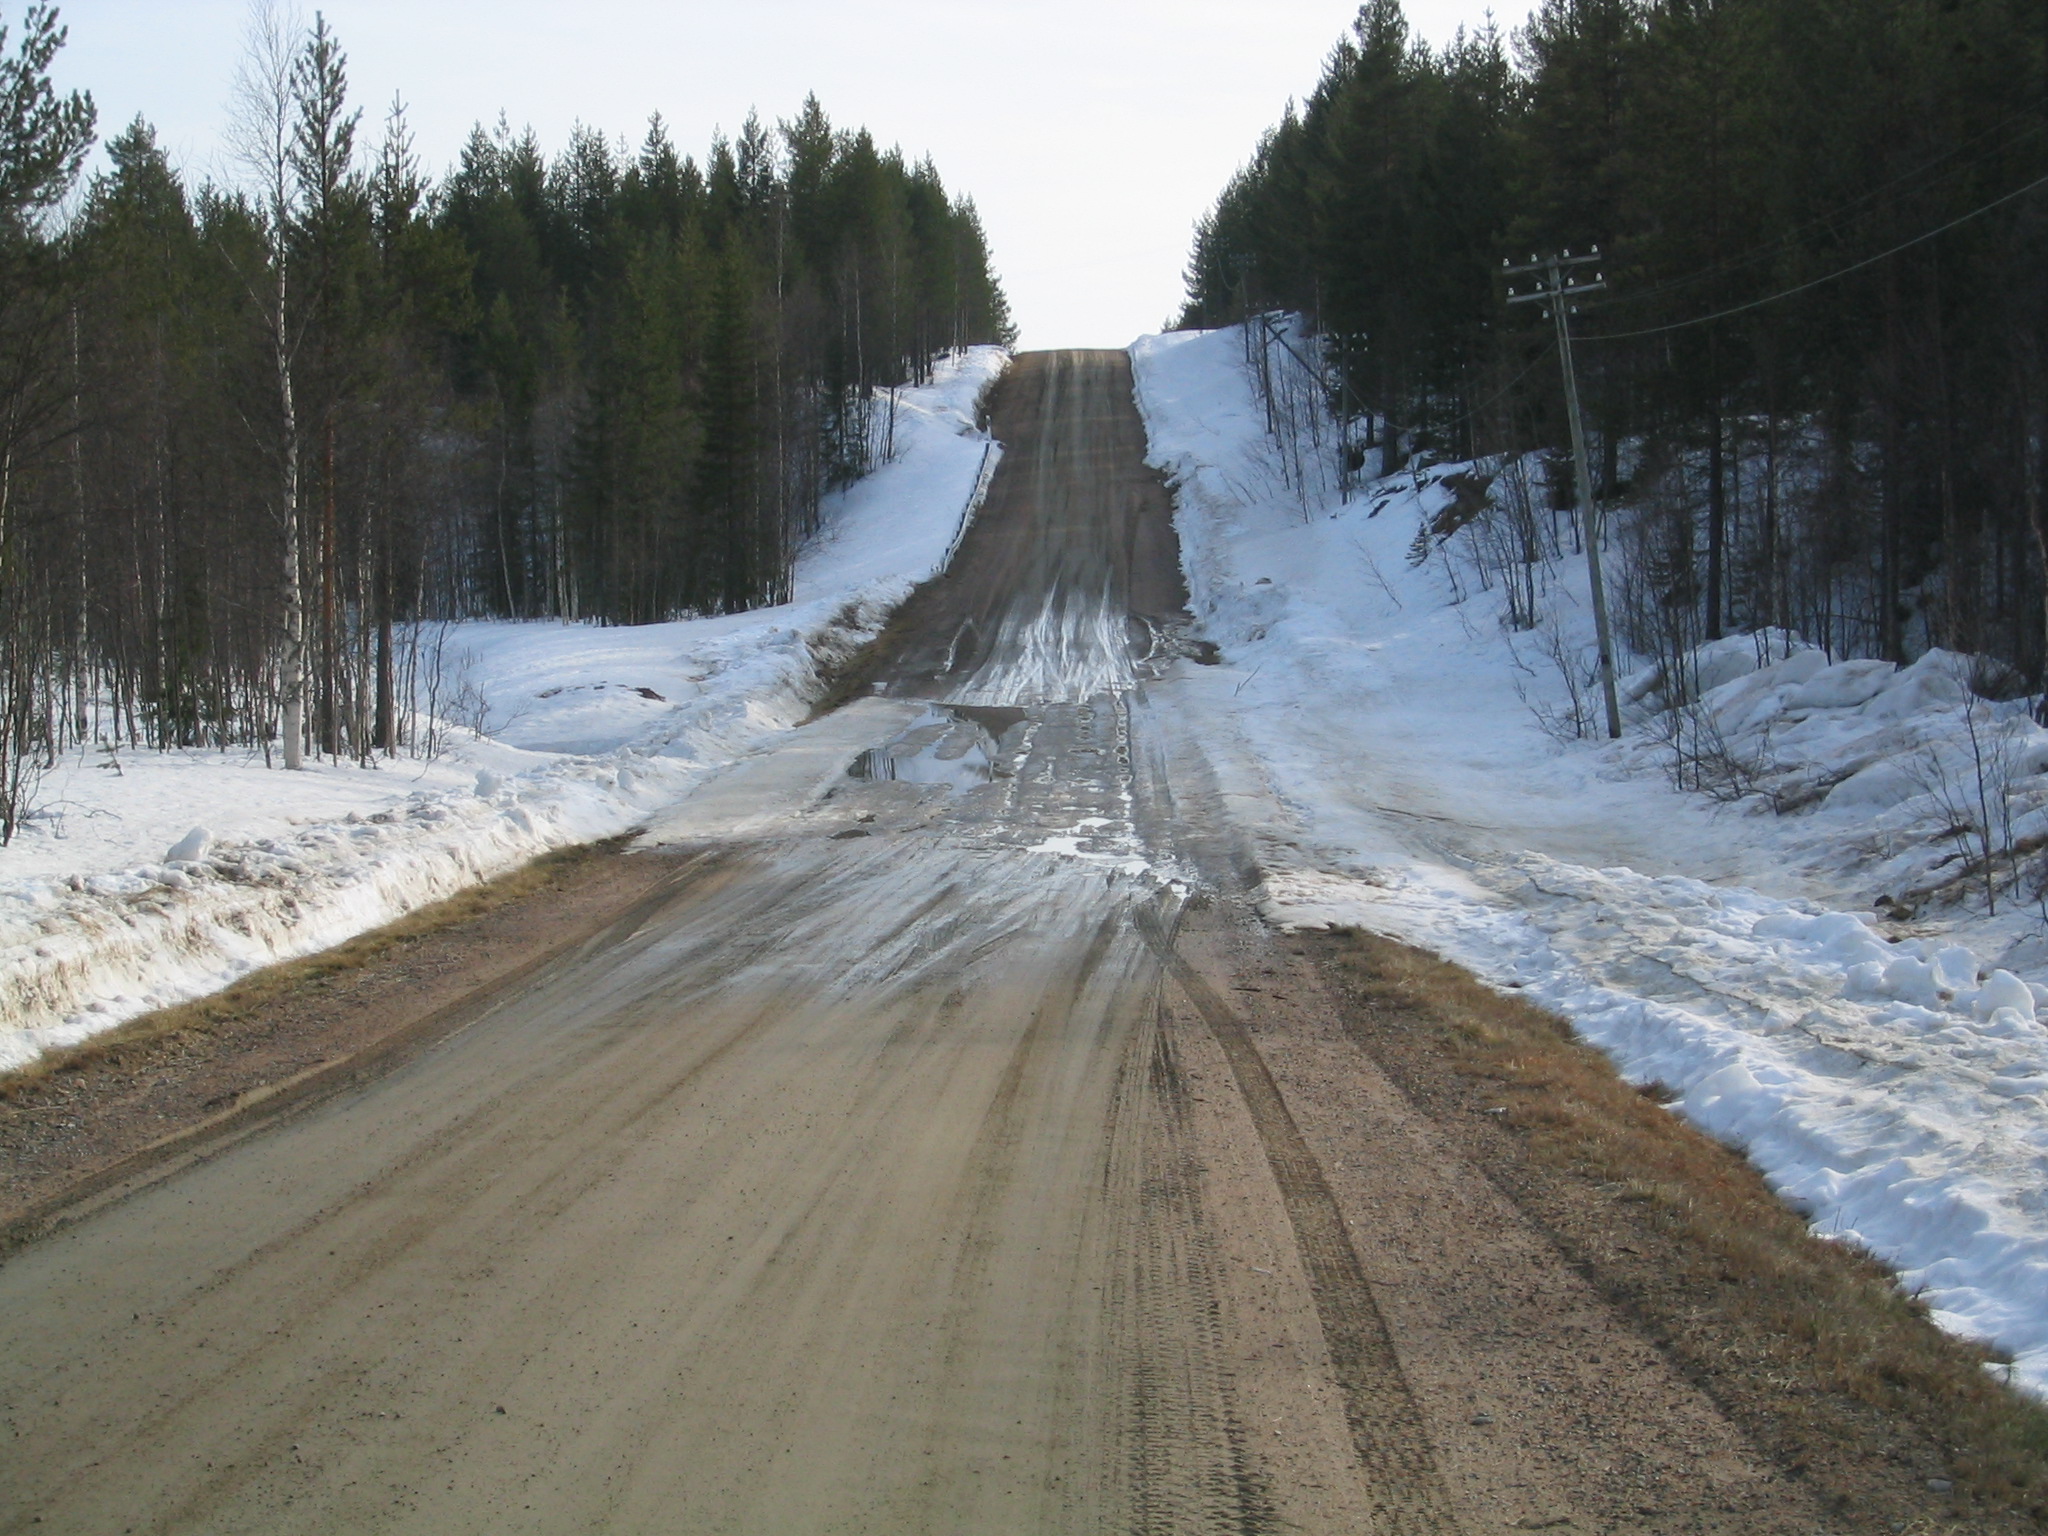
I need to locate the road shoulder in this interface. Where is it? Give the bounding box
[1291,924,2048,1533]
[0,838,703,1250]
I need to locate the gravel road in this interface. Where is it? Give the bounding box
[0,352,1838,1534]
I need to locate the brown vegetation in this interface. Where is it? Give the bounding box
[0,838,694,1245]
[1309,926,2048,1529]
[1,840,620,1098]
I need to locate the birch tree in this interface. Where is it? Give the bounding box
[226,0,307,768]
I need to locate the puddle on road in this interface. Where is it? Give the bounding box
[848,705,1027,789]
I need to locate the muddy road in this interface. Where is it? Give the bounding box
[0,353,1835,1534]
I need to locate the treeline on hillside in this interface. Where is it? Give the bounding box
[0,3,1012,834]
[1184,0,2048,687]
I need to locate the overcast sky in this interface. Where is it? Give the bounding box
[48,1,1532,348]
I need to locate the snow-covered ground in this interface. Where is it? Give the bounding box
[1134,322,2048,1397]
[0,347,1008,1071]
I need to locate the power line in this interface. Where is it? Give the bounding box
[1445,341,1557,431]
[1599,114,2048,313]
[1578,166,2048,344]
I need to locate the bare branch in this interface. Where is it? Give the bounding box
[223,0,304,240]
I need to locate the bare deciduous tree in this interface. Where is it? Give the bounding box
[226,0,307,769]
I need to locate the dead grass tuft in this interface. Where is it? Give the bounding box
[1314,927,2048,1526]
[804,595,938,721]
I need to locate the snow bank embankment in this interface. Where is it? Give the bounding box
[1131,323,2048,1396]
[0,347,1008,1070]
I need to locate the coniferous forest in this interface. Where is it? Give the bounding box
[1184,0,2048,688]
[0,4,1011,829]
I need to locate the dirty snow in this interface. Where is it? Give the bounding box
[1133,322,2048,1396]
[0,347,1008,1070]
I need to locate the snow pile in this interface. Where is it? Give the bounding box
[1132,323,2048,1394]
[0,347,1007,1069]
[1615,637,2048,915]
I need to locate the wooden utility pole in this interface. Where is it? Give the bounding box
[1506,250,1621,739]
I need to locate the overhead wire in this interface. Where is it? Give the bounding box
[1595,113,2048,313]
[1418,131,2048,424]
[1252,315,1551,452]
[1441,340,1558,432]
[1576,166,2048,344]
[1262,157,2042,439]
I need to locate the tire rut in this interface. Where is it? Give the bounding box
[1110,1005,1279,1535]
[1134,906,1462,1535]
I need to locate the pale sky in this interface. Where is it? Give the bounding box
[49,1,1532,349]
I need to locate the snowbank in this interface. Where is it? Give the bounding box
[1132,323,2048,1395]
[0,347,1008,1069]
[1611,639,2048,919]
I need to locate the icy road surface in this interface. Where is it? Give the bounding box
[0,354,1296,1535]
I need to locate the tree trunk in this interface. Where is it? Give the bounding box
[375,503,395,753]
[2019,363,2048,703]
[278,263,306,772]
[1879,264,1905,663]
[321,418,339,755]
[1705,403,1724,642]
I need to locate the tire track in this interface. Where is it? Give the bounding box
[1112,1007,1280,1536]
[1134,905,1462,1535]
[0,348,1392,1533]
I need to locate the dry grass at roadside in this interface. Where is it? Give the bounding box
[804,596,934,721]
[0,838,626,1100]
[1312,927,2048,1527]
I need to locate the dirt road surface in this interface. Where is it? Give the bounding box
[0,353,1839,1533]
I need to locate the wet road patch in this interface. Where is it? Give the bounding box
[848,705,1022,789]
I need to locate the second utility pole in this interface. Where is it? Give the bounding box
[1507,250,1621,739]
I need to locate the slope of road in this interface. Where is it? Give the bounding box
[0,352,1849,1534]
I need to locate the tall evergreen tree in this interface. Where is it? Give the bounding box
[1181,0,2048,681]
[0,4,1015,807]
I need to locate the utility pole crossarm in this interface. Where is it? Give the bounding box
[1504,279,1608,305]
[1502,250,1602,274]
[1503,249,1608,307]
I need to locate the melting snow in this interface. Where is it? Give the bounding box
[1133,322,2048,1396]
[0,348,1009,1070]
